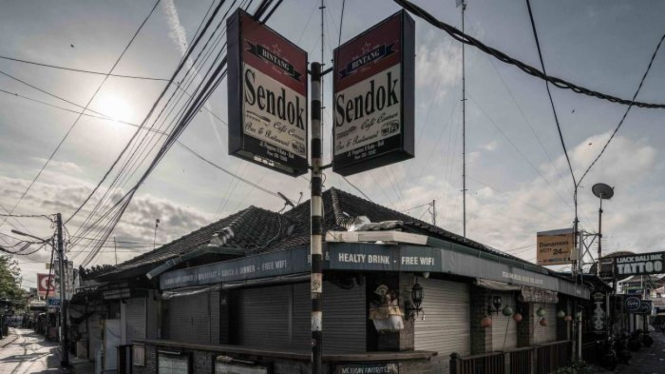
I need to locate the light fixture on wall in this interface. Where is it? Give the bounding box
[405,279,425,320]
[487,295,503,315]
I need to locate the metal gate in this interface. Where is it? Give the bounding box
[414,278,470,356]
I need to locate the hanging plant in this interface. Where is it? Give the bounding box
[513,313,523,323]
[557,310,566,319]
[536,307,547,317]
[501,306,514,316]
[539,318,547,327]
[481,316,493,328]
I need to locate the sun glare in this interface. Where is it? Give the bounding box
[97,94,133,123]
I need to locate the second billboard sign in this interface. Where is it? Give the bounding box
[333,10,415,176]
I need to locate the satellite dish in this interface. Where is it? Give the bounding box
[592,183,614,200]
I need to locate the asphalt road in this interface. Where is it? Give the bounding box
[0,328,61,374]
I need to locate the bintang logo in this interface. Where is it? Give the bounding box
[247,42,302,81]
[338,42,395,78]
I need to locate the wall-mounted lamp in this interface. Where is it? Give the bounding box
[487,295,503,315]
[405,279,425,320]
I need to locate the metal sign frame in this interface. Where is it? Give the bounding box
[227,9,309,176]
[332,10,415,176]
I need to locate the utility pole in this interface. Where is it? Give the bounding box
[114,236,118,266]
[56,213,69,367]
[153,218,160,249]
[432,200,436,226]
[310,62,323,374]
[461,1,467,239]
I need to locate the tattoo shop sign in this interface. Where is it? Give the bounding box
[614,251,664,276]
[332,10,415,176]
[227,9,308,176]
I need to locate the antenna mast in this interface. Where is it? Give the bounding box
[461,1,467,239]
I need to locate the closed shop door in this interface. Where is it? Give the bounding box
[533,303,557,344]
[323,281,366,353]
[491,293,518,351]
[169,291,212,344]
[415,279,471,356]
[125,297,146,344]
[237,281,366,353]
[236,284,290,349]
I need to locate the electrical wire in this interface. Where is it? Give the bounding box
[0,0,163,232]
[577,33,665,187]
[337,0,346,46]
[393,0,665,109]
[342,176,374,203]
[0,54,169,81]
[525,0,576,191]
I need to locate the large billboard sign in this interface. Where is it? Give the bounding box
[332,10,415,176]
[615,251,664,276]
[227,9,308,176]
[536,228,574,265]
[37,273,56,298]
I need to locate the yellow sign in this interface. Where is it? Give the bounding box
[537,228,574,265]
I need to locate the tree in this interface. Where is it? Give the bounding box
[0,254,26,310]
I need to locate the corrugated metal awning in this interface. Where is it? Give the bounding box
[474,279,520,291]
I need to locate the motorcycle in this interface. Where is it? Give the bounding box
[642,330,654,347]
[628,330,643,351]
[596,336,618,370]
[613,332,632,365]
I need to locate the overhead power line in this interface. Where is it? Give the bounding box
[0,54,169,81]
[0,0,163,231]
[577,33,665,187]
[525,0,576,191]
[393,0,665,109]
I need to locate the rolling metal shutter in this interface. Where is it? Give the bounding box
[237,281,366,353]
[125,297,146,344]
[210,291,220,344]
[236,284,290,349]
[491,293,517,351]
[322,281,366,353]
[415,279,470,356]
[169,291,211,344]
[533,303,557,344]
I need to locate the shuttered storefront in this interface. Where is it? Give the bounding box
[236,281,366,353]
[491,293,518,351]
[125,297,146,344]
[415,279,470,356]
[533,303,557,344]
[168,289,220,344]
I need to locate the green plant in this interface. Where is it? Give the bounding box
[554,360,591,374]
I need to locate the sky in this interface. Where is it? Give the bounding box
[0,0,664,290]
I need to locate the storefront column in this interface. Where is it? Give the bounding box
[469,285,491,354]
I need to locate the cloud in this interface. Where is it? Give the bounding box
[415,35,462,94]
[162,0,189,56]
[32,158,82,175]
[481,140,498,152]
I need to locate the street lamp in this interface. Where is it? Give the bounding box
[591,183,614,277]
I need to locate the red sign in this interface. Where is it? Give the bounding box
[227,9,308,176]
[333,10,415,176]
[37,273,55,297]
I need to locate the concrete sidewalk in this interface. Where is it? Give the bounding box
[593,332,665,374]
